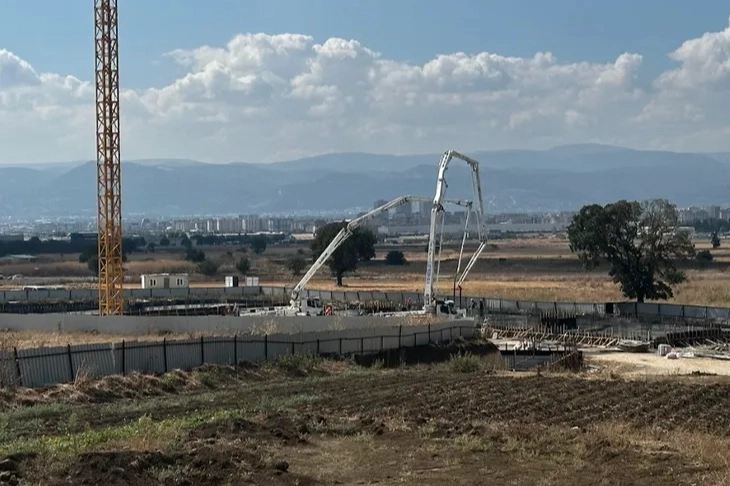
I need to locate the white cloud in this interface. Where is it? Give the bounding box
[2,20,730,164]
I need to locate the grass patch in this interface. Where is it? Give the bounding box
[0,407,250,459]
[264,353,325,376]
[448,352,483,373]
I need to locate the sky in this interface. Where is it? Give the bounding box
[0,0,730,164]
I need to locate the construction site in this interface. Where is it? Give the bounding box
[2,2,730,485]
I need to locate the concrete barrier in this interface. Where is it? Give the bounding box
[0,313,475,336]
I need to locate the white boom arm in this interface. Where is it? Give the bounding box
[290,195,471,308]
[424,150,487,309]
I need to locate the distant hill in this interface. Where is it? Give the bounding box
[2,144,730,217]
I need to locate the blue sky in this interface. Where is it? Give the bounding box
[1,1,730,162]
[1,0,727,89]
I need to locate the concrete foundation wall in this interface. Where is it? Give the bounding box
[0,313,475,336]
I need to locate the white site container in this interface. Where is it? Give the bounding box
[657,343,672,357]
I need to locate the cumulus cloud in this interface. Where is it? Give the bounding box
[2,20,730,163]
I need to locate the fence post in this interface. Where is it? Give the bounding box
[339,338,343,355]
[200,336,205,365]
[316,339,320,355]
[67,344,74,382]
[121,339,126,376]
[380,335,383,351]
[163,338,168,373]
[428,324,431,343]
[13,347,22,387]
[291,341,295,356]
[233,334,238,366]
[360,337,364,354]
[398,326,402,349]
[264,334,268,360]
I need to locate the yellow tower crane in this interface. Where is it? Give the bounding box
[94,0,124,315]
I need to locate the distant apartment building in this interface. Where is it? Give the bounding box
[242,215,261,233]
[215,217,242,233]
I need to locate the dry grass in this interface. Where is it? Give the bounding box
[5,237,730,306]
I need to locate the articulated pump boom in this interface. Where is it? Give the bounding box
[288,195,471,312]
[424,150,487,311]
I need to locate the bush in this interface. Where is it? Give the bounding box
[197,259,219,276]
[696,249,713,262]
[448,352,482,373]
[250,235,267,255]
[385,250,407,266]
[236,256,251,274]
[185,248,206,263]
[286,256,307,276]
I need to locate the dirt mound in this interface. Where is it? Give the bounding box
[189,414,306,446]
[41,447,316,486]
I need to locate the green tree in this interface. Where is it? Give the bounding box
[146,242,156,253]
[711,232,721,249]
[250,235,267,255]
[159,237,170,247]
[185,248,206,263]
[236,256,251,275]
[567,199,695,302]
[181,236,193,249]
[197,259,219,276]
[310,222,376,286]
[78,244,96,263]
[286,255,307,276]
[385,250,407,266]
[87,256,98,276]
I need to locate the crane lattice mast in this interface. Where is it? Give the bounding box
[94,0,124,315]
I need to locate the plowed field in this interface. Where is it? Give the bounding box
[1,360,730,485]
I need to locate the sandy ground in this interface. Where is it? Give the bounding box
[585,349,730,376]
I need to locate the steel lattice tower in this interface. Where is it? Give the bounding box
[94,0,124,315]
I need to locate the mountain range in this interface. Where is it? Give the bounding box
[2,144,730,217]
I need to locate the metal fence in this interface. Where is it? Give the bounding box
[0,322,475,389]
[3,284,730,323]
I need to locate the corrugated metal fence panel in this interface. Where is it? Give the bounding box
[682,306,704,319]
[265,333,295,360]
[659,304,684,318]
[17,345,71,387]
[166,339,204,371]
[71,343,117,380]
[707,307,730,320]
[4,324,480,389]
[10,284,730,322]
[124,341,165,375]
[203,338,235,366]
[237,336,265,363]
[636,303,660,316]
[574,303,597,315]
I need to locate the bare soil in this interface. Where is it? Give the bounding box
[1,351,730,485]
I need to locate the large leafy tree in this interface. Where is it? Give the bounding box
[567,199,695,302]
[310,222,377,286]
